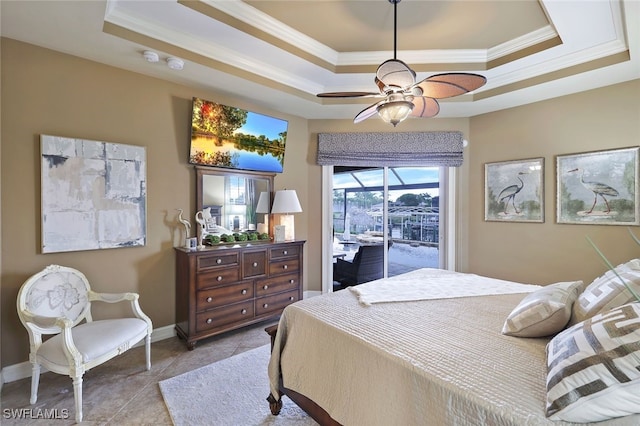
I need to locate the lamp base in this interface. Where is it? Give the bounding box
[280,214,295,241]
[274,225,286,242]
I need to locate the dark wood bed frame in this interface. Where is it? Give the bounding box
[265,325,342,426]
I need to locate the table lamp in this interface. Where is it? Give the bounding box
[271,189,302,241]
[255,191,270,234]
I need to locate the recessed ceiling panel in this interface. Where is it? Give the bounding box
[245,0,550,52]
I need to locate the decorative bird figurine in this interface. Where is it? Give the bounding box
[497,172,527,214]
[568,168,618,214]
[177,209,191,246]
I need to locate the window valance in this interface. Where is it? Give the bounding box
[317,131,464,167]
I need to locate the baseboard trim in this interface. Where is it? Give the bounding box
[304,290,322,298]
[1,324,176,384]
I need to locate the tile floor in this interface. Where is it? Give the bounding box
[1,321,277,425]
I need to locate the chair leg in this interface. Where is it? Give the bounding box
[30,362,40,404]
[72,375,83,423]
[145,334,152,371]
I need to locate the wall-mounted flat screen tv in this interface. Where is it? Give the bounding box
[190,97,288,173]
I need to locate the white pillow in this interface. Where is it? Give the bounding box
[502,281,584,337]
[546,302,640,422]
[571,259,640,324]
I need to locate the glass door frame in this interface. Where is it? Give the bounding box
[321,166,458,293]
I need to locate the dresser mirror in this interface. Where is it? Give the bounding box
[195,166,274,234]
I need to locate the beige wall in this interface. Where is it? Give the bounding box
[467,79,640,284]
[0,39,313,367]
[2,37,639,370]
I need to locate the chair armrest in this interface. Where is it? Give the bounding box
[23,312,83,365]
[24,312,72,329]
[336,258,353,267]
[89,291,138,303]
[89,291,153,331]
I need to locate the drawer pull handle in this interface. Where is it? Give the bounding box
[252,262,258,267]
[263,303,269,308]
[283,250,288,255]
[241,309,247,315]
[217,276,223,281]
[206,296,213,303]
[206,318,212,324]
[263,285,269,290]
[289,279,294,284]
[216,258,222,264]
[289,296,294,301]
[283,265,288,270]
[241,289,247,295]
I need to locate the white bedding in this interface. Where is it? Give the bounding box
[349,267,541,305]
[268,269,640,426]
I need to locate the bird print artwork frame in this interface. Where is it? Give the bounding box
[556,147,639,225]
[484,157,544,223]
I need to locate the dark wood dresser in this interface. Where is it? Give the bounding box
[174,240,304,349]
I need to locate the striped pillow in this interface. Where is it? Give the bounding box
[571,259,640,324]
[502,281,584,337]
[546,302,640,422]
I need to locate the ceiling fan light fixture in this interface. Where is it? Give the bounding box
[377,99,413,127]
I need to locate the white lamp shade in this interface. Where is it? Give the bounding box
[255,192,270,213]
[271,190,302,214]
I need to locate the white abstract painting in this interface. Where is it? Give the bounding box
[41,135,146,253]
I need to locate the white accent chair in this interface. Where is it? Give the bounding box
[16,264,153,423]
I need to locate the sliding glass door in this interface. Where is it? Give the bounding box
[330,166,442,290]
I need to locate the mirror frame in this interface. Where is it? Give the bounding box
[195,166,274,232]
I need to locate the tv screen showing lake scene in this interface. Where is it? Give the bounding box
[190,97,288,173]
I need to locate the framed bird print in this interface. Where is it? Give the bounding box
[484,157,544,223]
[556,146,639,225]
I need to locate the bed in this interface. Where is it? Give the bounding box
[267,268,640,425]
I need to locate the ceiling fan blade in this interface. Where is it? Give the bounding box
[410,97,440,118]
[376,59,416,89]
[354,100,384,124]
[317,91,381,98]
[414,73,486,99]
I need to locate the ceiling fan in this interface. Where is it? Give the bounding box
[317,0,487,127]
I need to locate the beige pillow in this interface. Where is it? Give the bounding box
[546,302,640,422]
[502,280,584,337]
[571,258,640,324]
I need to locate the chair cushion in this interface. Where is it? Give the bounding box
[37,318,148,366]
[502,280,584,337]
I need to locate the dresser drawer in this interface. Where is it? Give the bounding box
[196,268,240,289]
[196,282,254,311]
[255,273,299,297]
[269,258,299,276]
[196,252,239,271]
[255,290,299,317]
[195,301,254,333]
[242,250,267,278]
[270,245,300,260]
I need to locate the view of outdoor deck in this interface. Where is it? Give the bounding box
[332,167,441,287]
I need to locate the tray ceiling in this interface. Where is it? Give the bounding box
[1,0,638,120]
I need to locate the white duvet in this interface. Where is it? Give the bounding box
[349,268,540,305]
